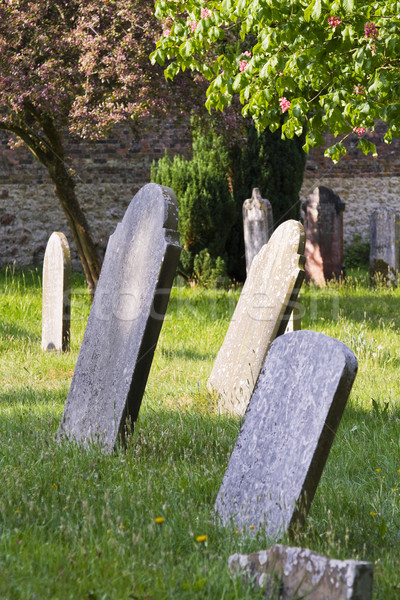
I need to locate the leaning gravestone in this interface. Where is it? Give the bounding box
[58,183,181,452]
[243,188,273,274]
[370,206,400,285]
[302,186,345,286]
[208,220,305,416]
[214,330,358,539]
[41,232,71,352]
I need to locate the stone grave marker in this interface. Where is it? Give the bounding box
[58,183,181,452]
[243,188,273,274]
[370,206,400,285]
[208,220,305,416]
[229,545,373,600]
[41,231,71,352]
[214,330,358,539]
[302,186,345,286]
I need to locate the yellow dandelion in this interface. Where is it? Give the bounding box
[14,510,20,514]
[235,530,239,534]
[196,535,207,543]
[249,525,255,530]
[393,488,399,492]
[370,511,377,516]
[375,468,381,473]
[52,483,58,489]
[107,529,111,533]
[154,517,164,524]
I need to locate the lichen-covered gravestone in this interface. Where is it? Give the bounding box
[243,188,273,274]
[229,545,373,600]
[58,183,181,452]
[208,220,305,416]
[370,206,400,285]
[41,231,71,352]
[215,330,358,539]
[302,186,345,286]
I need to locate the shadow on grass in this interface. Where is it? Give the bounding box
[160,347,216,361]
[0,320,41,343]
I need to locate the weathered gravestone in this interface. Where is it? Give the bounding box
[214,330,358,539]
[302,186,345,286]
[208,220,305,416]
[58,183,181,452]
[229,545,373,600]
[370,206,400,285]
[243,188,273,274]
[41,232,71,352]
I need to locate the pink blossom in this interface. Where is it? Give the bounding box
[163,28,171,36]
[239,60,248,72]
[353,126,366,135]
[279,97,290,113]
[189,21,197,33]
[201,8,211,19]
[354,84,365,95]
[328,15,342,28]
[241,50,251,57]
[365,22,378,39]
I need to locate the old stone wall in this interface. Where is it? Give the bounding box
[1,119,399,270]
[0,121,192,269]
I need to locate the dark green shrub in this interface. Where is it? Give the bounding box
[151,126,236,283]
[345,233,370,268]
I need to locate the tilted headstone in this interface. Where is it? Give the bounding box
[243,188,273,274]
[58,183,181,452]
[41,232,71,352]
[229,545,373,600]
[302,186,345,286]
[214,330,358,539]
[369,206,400,285]
[208,220,305,416]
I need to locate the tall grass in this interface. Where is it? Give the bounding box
[1,266,400,599]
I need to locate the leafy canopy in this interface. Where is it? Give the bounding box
[151,0,400,162]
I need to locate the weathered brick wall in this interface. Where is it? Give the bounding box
[1,119,399,269]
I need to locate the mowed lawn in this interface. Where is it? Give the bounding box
[1,266,400,599]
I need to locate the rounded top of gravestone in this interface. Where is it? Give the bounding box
[243,187,272,210]
[370,205,397,218]
[303,186,345,215]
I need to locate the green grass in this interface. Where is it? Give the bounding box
[1,266,400,599]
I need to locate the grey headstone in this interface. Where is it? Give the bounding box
[229,545,373,600]
[243,188,273,274]
[215,330,358,539]
[41,232,71,352]
[302,186,345,286]
[208,220,305,417]
[369,206,400,285]
[58,183,181,452]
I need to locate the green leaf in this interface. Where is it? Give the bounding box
[324,142,347,163]
[342,0,354,13]
[358,139,378,157]
[304,0,321,22]
[164,62,181,79]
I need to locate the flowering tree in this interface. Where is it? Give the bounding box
[152,0,400,163]
[0,0,195,295]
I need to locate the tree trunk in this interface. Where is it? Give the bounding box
[48,157,102,299]
[5,110,102,299]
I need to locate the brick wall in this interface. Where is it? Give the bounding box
[0,119,399,270]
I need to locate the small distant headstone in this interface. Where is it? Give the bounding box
[302,186,345,286]
[243,188,273,274]
[41,232,71,352]
[58,183,181,452]
[208,220,305,416]
[229,545,373,600]
[214,330,357,539]
[370,207,400,285]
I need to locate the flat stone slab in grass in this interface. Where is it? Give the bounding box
[41,231,71,352]
[229,545,373,600]
[58,183,180,452]
[208,220,305,416]
[214,330,358,539]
